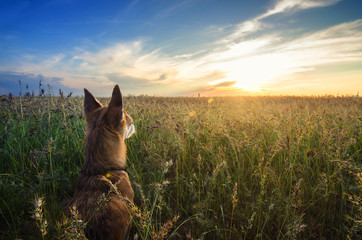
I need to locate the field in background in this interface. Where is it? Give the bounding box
[0,93,361,239]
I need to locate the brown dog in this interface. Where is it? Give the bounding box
[69,85,135,240]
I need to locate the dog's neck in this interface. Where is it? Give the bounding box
[82,154,127,176]
[82,126,127,176]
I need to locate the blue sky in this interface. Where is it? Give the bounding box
[1,0,361,96]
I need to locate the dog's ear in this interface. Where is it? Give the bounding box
[106,85,123,128]
[108,85,123,110]
[84,88,102,121]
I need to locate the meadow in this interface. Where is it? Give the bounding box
[0,89,361,239]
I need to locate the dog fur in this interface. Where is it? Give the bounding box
[69,85,135,240]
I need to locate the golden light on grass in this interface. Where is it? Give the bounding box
[189,110,196,117]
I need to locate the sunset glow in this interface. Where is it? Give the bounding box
[0,0,361,96]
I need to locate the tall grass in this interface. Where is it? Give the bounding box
[0,91,360,239]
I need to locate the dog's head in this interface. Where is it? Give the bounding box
[83,85,135,140]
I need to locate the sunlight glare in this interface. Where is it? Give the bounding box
[221,53,293,91]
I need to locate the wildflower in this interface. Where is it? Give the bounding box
[163,159,173,174]
[34,197,43,209]
[152,215,179,240]
[269,203,275,211]
[32,195,48,237]
[62,206,86,239]
[232,182,238,206]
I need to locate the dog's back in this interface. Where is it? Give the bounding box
[69,85,135,240]
[73,171,134,239]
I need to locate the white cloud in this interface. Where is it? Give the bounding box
[259,0,341,19]
[74,42,177,81]
[68,41,217,95]
[225,0,341,44]
[221,20,263,44]
[17,54,65,74]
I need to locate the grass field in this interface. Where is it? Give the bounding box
[0,91,361,239]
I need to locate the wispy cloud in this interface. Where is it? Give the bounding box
[259,0,341,19]
[156,0,191,19]
[224,0,342,44]
[18,54,65,73]
[71,41,186,93]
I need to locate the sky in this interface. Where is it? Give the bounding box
[0,0,361,96]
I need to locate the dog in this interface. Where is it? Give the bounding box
[68,85,135,240]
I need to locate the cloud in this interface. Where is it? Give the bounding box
[280,19,362,63]
[73,41,168,81]
[224,0,341,44]
[107,73,150,88]
[194,0,359,94]
[16,54,65,74]
[69,41,233,95]
[210,19,362,92]
[71,41,187,93]
[258,0,341,19]
[213,81,237,88]
[156,0,191,19]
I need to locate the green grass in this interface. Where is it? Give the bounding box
[0,93,361,239]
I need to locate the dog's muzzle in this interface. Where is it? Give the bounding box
[124,123,135,139]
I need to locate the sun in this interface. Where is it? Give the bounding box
[228,53,293,91]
